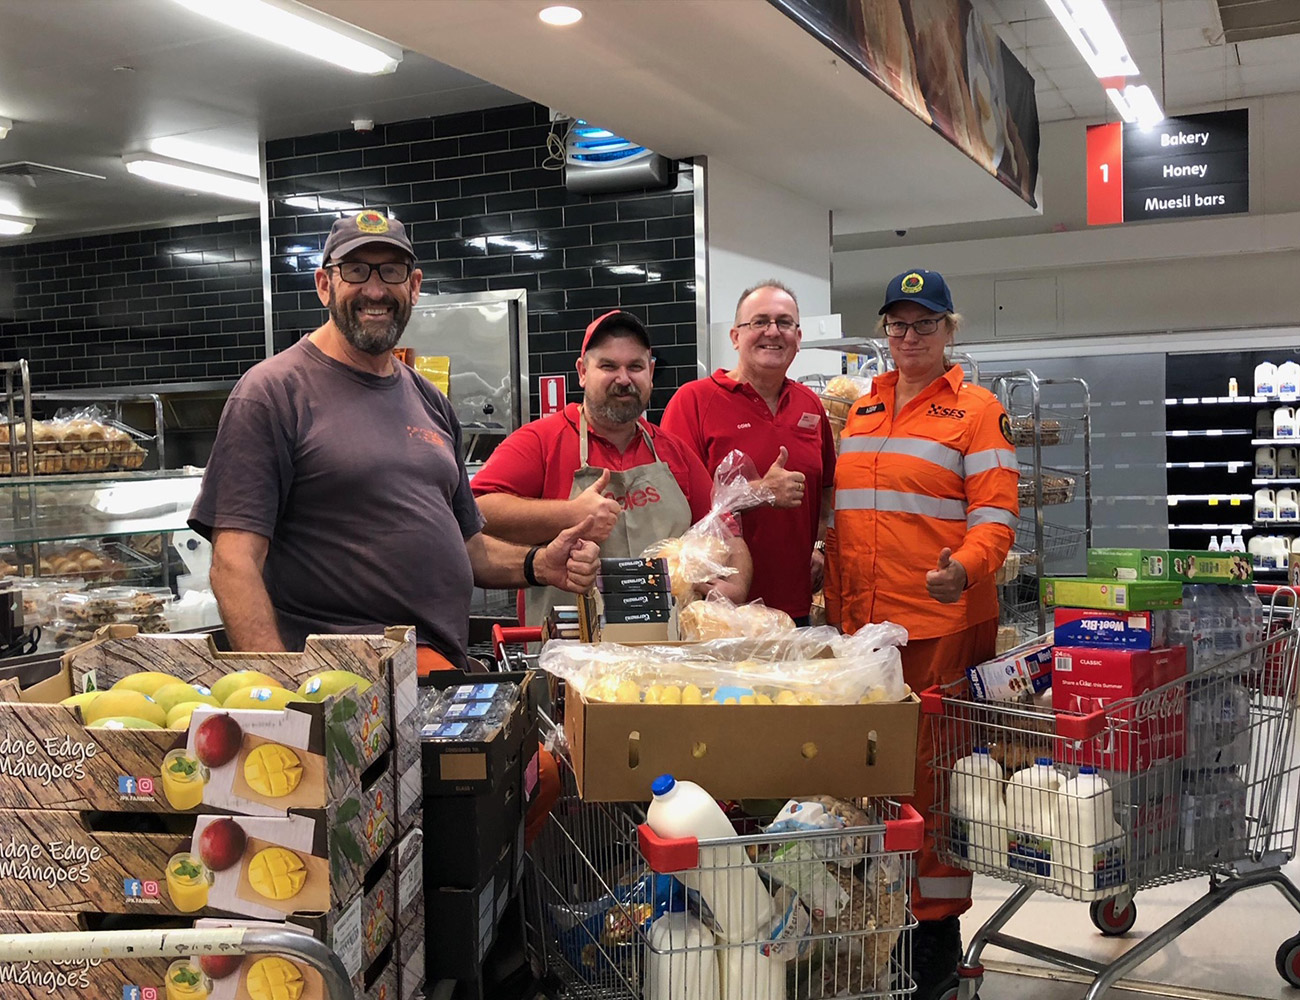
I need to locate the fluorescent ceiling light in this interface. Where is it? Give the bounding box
[0,118,11,140]
[151,136,259,179]
[123,153,262,201]
[539,5,583,26]
[170,0,402,75]
[0,213,35,236]
[1044,0,1138,78]
[1106,84,1164,129]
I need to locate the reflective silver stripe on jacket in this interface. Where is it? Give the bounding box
[964,448,1018,476]
[967,506,1018,529]
[916,875,974,900]
[835,488,967,521]
[840,436,966,477]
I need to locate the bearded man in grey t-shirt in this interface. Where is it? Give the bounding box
[189,211,598,667]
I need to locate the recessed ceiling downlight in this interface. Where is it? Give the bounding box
[539,6,582,26]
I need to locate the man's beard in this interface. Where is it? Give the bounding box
[587,386,647,426]
[329,287,411,356]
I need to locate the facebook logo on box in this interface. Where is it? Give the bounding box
[117,775,155,796]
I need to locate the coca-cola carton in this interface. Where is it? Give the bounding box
[1052,646,1188,771]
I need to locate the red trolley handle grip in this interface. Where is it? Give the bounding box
[636,801,927,872]
[492,625,543,658]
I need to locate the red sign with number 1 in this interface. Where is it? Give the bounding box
[1087,122,1124,226]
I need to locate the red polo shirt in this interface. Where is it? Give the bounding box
[471,403,714,522]
[661,370,836,619]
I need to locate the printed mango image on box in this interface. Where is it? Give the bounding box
[160,951,328,1000]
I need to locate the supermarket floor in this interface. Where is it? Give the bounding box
[965,856,1300,999]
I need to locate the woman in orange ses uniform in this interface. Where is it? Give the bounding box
[824,268,1019,1000]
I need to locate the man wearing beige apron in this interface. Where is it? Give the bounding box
[473,310,752,625]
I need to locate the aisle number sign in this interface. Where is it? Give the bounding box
[1087,110,1248,226]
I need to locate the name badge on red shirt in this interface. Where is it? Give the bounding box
[797,411,820,429]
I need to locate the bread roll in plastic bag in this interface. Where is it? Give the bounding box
[679,592,797,641]
[642,450,774,602]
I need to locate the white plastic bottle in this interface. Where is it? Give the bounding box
[1228,376,1239,399]
[950,747,1007,869]
[1258,410,1276,438]
[1276,407,1296,439]
[646,775,775,941]
[1058,767,1125,898]
[1255,489,1278,522]
[646,911,721,1000]
[1005,758,1061,877]
[720,943,786,1000]
[1281,447,1299,478]
[1279,489,1299,522]
[1256,361,1278,397]
[1257,446,1278,478]
[1280,360,1300,399]
[1208,536,1220,553]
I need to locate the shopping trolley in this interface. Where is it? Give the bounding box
[494,627,925,999]
[921,609,1300,1000]
[0,925,355,1000]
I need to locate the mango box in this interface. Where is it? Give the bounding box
[565,688,920,802]
[0,627,404,815]
[1087,547,1254,585]
[0,801,393,919]
[394,822,423,928]
[396,914,426,1000]
[1040,577,1185,612]
[0,911,358,1000]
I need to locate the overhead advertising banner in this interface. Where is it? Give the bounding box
[770,0,1041,207]
[1087,109,1249,225]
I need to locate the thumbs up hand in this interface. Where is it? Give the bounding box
[761,446,807,509]
[568,469,621,543]
[926,547,968,604]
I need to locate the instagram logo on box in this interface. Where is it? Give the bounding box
[1053,645,1188,771]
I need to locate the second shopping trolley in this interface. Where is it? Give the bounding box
[922,617,1300,999]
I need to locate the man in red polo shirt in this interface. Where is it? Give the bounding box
[661,280,835,624]
[473,310,752,627]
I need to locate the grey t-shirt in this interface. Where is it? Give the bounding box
[189,338,484,665]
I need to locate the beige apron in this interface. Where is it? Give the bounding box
[524,408,693,628]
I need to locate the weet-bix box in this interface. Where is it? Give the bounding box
[1052,608,1172,650]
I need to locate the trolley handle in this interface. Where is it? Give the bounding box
[492,624,543,658]
[636,803,925,872]
[0,927,353,1000]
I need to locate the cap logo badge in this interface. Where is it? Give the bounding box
[355,211,389,234]
[901,272,924,294]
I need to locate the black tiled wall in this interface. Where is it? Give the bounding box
[265,102,698,418]
[0,219,264,390]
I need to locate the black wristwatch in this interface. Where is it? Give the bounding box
[523,545,543,587]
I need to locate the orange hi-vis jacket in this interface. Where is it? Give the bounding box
[826,366,1019,639]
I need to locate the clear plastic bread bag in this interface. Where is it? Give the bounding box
[640,450,774,603]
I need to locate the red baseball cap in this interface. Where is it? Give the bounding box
[580,310,651,355]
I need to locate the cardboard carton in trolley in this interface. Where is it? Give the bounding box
[1052,646,1188,771]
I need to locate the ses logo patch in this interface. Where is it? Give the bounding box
[927,403,967,420]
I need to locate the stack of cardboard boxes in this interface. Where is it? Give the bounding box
[0,625,421,1000]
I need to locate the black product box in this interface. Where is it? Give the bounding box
[603,605,674,625]
[421,669,539,795]
[597,571,670,593]
[423,766,522,889]
[601,589,674,614]
[424,840,522,981]
[600,556,668,576]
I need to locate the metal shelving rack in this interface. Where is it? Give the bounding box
[987,369,1094,635]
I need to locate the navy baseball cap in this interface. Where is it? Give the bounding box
[879,269,954,315]
[581,310,651,355]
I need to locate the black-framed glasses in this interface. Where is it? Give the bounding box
[737,315,798,333]
[328,261,413,284]
[883,316,945,338]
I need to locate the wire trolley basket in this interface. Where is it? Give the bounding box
[921,614,1300,999]
[521,716,924,1000]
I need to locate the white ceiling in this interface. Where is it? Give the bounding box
[7,0,1300,246]
[0,0,520,240]
[983,0,1300,123]
[307,0,1042,235]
